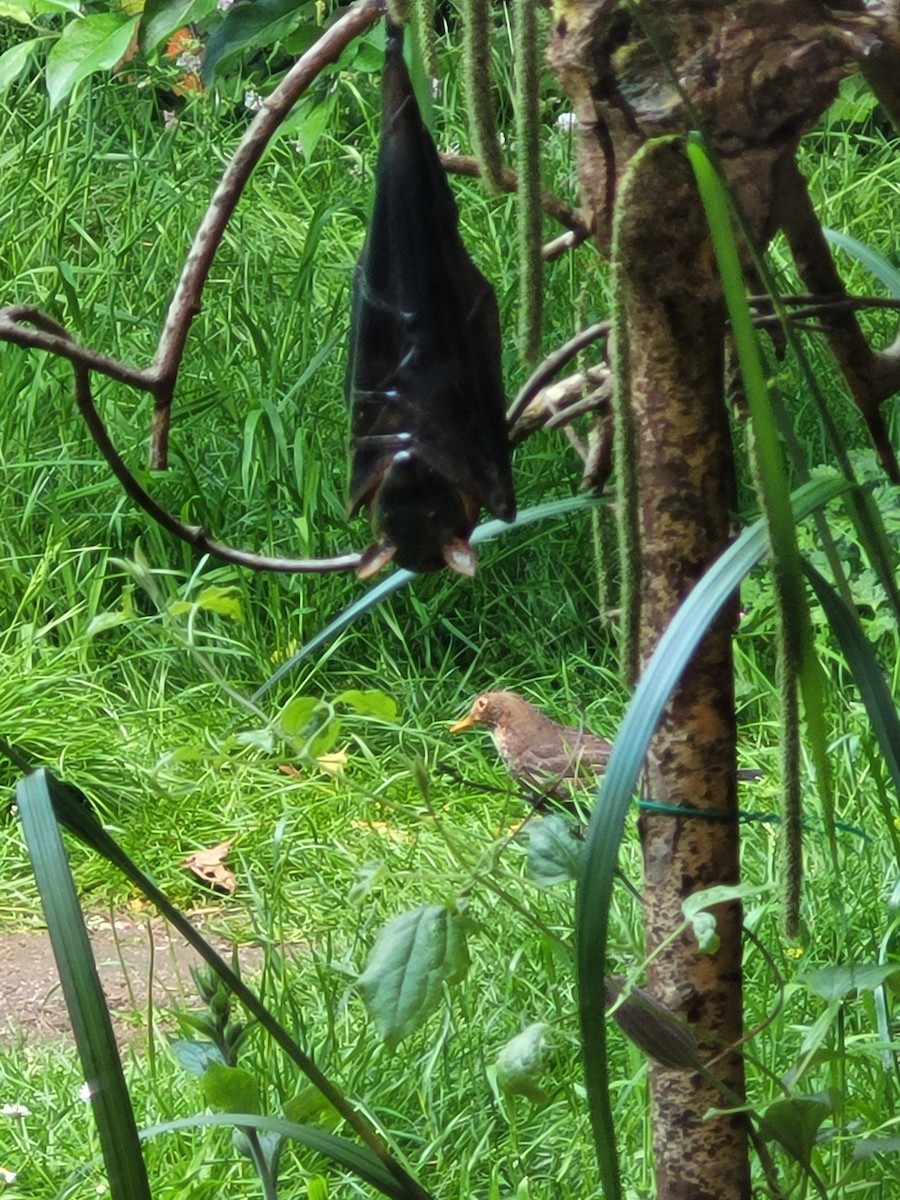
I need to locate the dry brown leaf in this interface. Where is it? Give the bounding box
[181,841,236,894]
[277,763,301,777]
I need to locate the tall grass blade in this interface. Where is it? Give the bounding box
[26,768,434,1200]
[802,559,900,801]
[16,769,153,1200]
[823,228,900,297]
[577,473,852,1199]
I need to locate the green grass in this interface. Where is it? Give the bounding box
[1,29,900,1200]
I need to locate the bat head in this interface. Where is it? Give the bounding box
[357,451,478,579]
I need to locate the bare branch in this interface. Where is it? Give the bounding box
[510,365,610,445]
[0,307,152,390]
[73,360,362,573]
[440,152,592,242]
[507,321,610,426]
[775,157,900,481]
[542,228,590,260]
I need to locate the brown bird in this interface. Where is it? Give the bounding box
[450,690,761,808]
[449,691,612,808]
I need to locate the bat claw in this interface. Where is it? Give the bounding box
[443,539,477,577]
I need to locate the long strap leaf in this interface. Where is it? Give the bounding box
[577,473,852,1198]
[142,1114,410,1198]
[17,771,153,1200]
[21,769,434,1200]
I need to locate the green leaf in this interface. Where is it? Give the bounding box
[800,963,900,1003]
[45,13,140,109]
[0,37,39,92]
[689,134,835,868]
[348,861,389,905]
[823,228,900,298]
[308,717,340,758]
[202,0,313,84]
[169,584,244,622]
[334,689,398,721]
[0,1,32,20]
[681,882,775,920]
[357,905,470,1050]
[86,610,130,637]
[759,1092,836,1162]
[307,1176,330,1200]
[16,771,153,1200]
[495,1023,550,1103]
[288,92,337,162]
[201,1064,260,1114]
[279,695,322,739]
[522,815,582,887]
[140,0,219,54]
[284,1085,342,1131]
[170,1039,226,1076]
[803,560,900,812]
[233,1127,283,1175]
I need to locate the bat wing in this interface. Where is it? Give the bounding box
[346,23,516,537]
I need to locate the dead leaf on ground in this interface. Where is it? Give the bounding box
[316,749,348,776]
[350,819,412,844]
[181,841,236,894]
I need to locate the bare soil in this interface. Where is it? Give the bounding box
[0,912,267,1046]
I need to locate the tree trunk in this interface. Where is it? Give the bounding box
[548,2,862,1195]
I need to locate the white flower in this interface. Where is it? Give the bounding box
[1,1167,17,1184]
[244,89,264,113]
[79,1082,95,1102]
[163,110,179,132]
[1,1105,30,1117]
[555,111,576,132]
[175,52,203,75]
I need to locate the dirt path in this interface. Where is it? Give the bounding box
[0,913,267,1045]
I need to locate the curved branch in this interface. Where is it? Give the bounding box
[4,308,363,574]
[151,0,387,466]
[507,321,610,426]
[75,362,361,573]
[74,370,361,572]
[775,157,900,481]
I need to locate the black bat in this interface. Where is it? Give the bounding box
[345,21,516,580]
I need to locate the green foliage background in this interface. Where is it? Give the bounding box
[1,12,900,1199]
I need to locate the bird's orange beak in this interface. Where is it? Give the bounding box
[449,713,474,733]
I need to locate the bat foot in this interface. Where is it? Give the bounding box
[357,542,397,580]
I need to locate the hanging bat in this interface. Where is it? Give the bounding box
[345,21,516,580]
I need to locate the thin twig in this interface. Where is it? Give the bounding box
[507,321,610,426]
[440,152,591,240]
